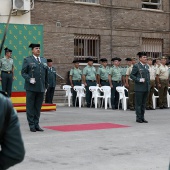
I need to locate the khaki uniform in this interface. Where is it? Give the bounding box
[156,64,169,107]
[126,65,135,109]
[0,56,14,97]
[146,65,156,108]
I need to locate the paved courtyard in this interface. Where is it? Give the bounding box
[11,106,170,170]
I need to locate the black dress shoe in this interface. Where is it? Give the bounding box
[130,108,135,111]
[159,106,163,109]
[142,119,148,123]
[30,128,36,132]
[163,106,168,109]
[136,120,143,123]
[149,107,155,110]
[146,107,150,110]
[35,127,44,131]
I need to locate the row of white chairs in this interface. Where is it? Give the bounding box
[63,85,170,110]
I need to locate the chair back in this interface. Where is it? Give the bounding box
[74,86,85,97]
[116,86,127,99]
[89,86,100,97]
[63,85,72,96]
[100,86,111,98]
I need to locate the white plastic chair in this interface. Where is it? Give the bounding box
[100,86,111,110]
[63,85,72,107]
[167,87,170,108]
[89,86,103,109]
[152,88,159,109]
[74,86,86,108]
[116,86,129,111]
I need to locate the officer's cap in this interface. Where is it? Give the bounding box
[137,52,147,57]
[111,57,121,62]
[125,58,132,61]
[4,47,12,52]
[100,58,108,62]
[161,56,167,59]
[29,43,40,49]
[72,60,79,63]
[86,57,94,62]
[47,59,53,62]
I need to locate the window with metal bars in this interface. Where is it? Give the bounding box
[74,35,100,63]
[75,0,99,4]
[142,38,163,58]
[142,0,162,10]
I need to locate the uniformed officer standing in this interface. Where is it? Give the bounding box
[156,56,169,109]
[0,47,14,97]
[21,43,48,132]
[125,57,136,110]
[97,58,110,86]
[0,91,25,169]
[109,57,122,110]
[82,58,96,108]
[45,59,56,104]
[146,57,156,110]
[69,60,82,106]
[130,52,150,123]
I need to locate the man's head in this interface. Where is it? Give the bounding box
[125,58,132,66]
[87,57,94,66]
[29,43,40,57]
[100,58,108,67]
[72,60,79,68]
[131,57,137,65]
[147,57,153,65]
[137,52,147,64]
[47,59,53,67]
[160,56,167,65]
[4,47,12,58]
[111,57,121,66]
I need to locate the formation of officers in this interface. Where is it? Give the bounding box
[69,53,170,122]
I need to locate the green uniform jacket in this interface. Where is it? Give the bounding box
[0,93,25,170]
[48,67,57,87]
[21,56,48,92]
[130,62,150,92]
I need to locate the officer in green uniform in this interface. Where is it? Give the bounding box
[109,57,122,110]
[0,47,14,97]
[97,58,110,86]
[0,91,25,169]
[82,58,96,107]
[125,57,136,110]
[45,59,57,104]
[130,52,150,123]
[156,56,169,109]
[122,58,131,86]
[21,43,48,132]
[146,57,156,110]
[69,60,82,106]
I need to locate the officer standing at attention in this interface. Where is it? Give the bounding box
[109,57,122,110]
[122,58,131,86]
[82,58,96,108]
[21,43,48,132]
[45,59,56,104]
[0,91,25,169]
[156,56,169,109]
[0,47,14,97]
[97,58,110,86]
[69,60,82,106]
[146,57,156,110]
[130,52,150,123]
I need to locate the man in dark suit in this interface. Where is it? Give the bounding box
[21,43,48,132]
[0,91,25,169]
[130,52,150,123]
[45,59,57,103]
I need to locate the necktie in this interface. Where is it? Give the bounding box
[37,57,40,63]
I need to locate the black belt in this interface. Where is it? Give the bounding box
[87,80,96,82]
[1,71,12,74]
[101,79,109,82]
[73,80,81,82]
[113,80,121,83]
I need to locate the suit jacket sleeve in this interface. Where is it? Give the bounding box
[0,100,25,169]
[130,64,140,83]
[21,58,30,83]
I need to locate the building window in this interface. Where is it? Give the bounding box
[74,34,100,63]
[142,0,162,10]
[142,38,163,58]
[75,0,99,4]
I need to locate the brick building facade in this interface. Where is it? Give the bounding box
[31,0,170,80]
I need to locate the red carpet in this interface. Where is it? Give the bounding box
[44,123,130,132]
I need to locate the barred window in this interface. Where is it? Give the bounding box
[142,38,163,58]
[74,35,100,63]
[75,0,99,4]
[142,0,162,10]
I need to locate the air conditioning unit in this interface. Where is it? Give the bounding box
[12,0,30,11]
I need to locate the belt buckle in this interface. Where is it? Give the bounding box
[8,71,10,74]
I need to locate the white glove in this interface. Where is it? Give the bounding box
[30,78,36,84]
[139,78,145,82]
[45,89,47,93]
